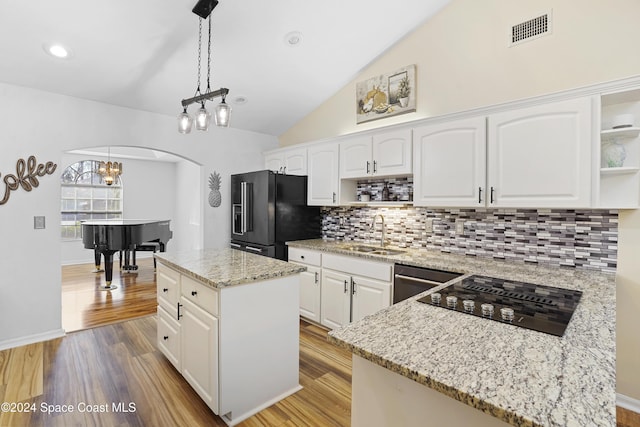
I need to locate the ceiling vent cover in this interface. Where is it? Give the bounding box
[510,10,552,46]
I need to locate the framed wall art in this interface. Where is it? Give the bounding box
[356,64,416,124]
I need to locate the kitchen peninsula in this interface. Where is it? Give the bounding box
[288,239,616,427]
[154,248,305,426]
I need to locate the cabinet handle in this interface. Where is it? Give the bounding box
[478,187,482,204]
[343,280,348,293]
[366,161,370,174]
[332,192,336,204]
[163,335,169,341]
[490,186,495,204]
[351,278,356,295]
[177,302,183,320]
[373,160,378,173]
[191,290,197,296]
[163,288,168,293]
[314,271,319,284]
[300,255,305,259]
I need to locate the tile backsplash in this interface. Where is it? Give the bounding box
[321,206,618,273]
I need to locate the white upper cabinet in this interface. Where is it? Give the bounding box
[413,117,487,207]
[373,129,413,176]
[264,147,307,175]
[340,136,371,178]
[339,128,412,179]
[487,97,593,208]
[307,142,340,206]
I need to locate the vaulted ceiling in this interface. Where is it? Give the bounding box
[0,0,449,136]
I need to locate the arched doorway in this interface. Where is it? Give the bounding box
[60,146,203,331]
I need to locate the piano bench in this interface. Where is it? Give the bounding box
[135,242,162,269]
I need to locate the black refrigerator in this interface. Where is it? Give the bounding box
[230,170,321,260]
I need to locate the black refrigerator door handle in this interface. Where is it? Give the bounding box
[241,181,247,233]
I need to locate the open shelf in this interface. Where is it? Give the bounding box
[600,167,640,175]
[601,127,640,141]
[348,201,413,207]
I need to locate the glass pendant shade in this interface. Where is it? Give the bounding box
[214,100,231,127]
[98,161,107,175]
[104,175,114,186]
[178,108,193,134]
[195,103,211,131]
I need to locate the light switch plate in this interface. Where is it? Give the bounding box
[424,218,434,233]
[34,216,45,229]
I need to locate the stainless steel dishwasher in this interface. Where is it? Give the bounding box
[393,264,462,304]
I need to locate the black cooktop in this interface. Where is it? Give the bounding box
[416,275,583,337]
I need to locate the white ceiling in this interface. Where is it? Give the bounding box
[0,0,449,137]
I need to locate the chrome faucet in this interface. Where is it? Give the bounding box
[370,214,386,247]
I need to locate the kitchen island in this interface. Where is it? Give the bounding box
[288,239,615,427]
[155,248,305,426]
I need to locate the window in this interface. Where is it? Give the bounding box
[60,160,123,240]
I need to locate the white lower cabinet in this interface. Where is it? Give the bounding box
[157,307,181,369]
[180,297,219,413]
[298,265,321,323]
[288,248,393,329]
[157,264,220,414]
[320,269,351,329]
[156,261,300,425]
[320,253,392,329]
[289,247,322,324]
[351,275,391,324]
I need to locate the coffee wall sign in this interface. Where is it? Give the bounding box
[0,156,57,205]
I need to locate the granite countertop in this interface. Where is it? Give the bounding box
[287,239,616,427]
[155,248,305,289]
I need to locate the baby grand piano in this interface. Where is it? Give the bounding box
[82,220,172,290]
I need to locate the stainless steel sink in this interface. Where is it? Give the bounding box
[343,245,405,256]
[370,249,405,256]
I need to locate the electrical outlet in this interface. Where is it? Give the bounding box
[34,216,46,229]
[455,219,464,234]
[424,218,434,233]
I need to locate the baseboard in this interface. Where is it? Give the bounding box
[618,393,640,413]
[0,328,66,351]
[221,384,303,426]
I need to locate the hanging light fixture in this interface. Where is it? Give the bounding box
[178,0,231,133]
[97,147,122,186]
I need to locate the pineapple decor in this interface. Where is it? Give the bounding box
[208,172,222,208]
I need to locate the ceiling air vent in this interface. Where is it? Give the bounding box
[509,10,552,46]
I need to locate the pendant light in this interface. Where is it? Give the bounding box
[97,147,122,186]
[178,0,231,133]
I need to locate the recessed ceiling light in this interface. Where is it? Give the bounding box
[43,42,73,59]
[233,96,248,105]
[284,31,303,47]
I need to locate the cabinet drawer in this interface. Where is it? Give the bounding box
[288,247,321,266]
[157,263,181,310]
[157,307,181,370]
[181,275,219,316]
[322,253,392,282]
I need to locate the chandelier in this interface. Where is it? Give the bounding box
[178,0,231,134]
[97,147,122,186]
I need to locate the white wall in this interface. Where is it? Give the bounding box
[175,159,202,252]
[0,82,277,349]
[59,152,178,265]
[280,0,640,145]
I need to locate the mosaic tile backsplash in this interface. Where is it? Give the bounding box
[321,207,618,273]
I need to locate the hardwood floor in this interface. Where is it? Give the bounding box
[62,258,158,332]
[0,259,635,426]
[0,316,351,426]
